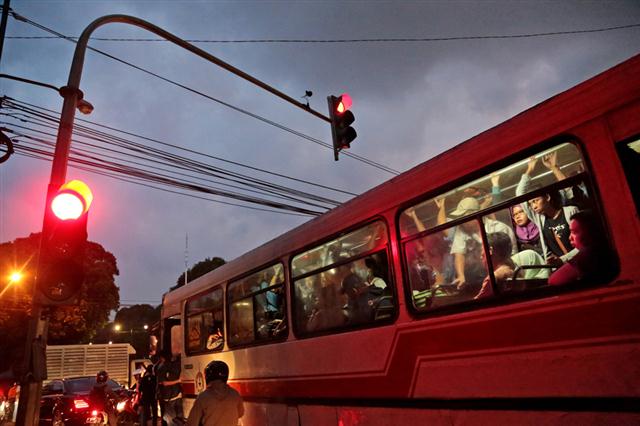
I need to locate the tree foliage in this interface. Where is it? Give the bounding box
[173,256,225,289]
[0,233,119,371]
[90,304,160,357]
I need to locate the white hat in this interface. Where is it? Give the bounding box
[450,197,480,217]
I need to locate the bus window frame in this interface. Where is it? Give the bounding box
[289,216,398,339]
[615,135,640,216]
[397,136,616,317]
[184,285,225,355]
[226,261,289,349]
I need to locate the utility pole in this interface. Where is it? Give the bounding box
[0,0,10,64]
[0,2,50,425]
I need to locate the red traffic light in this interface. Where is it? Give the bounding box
[51,180,93,220]
[328,94,357,160]
[336,93,353,114]
[39,179,93,305]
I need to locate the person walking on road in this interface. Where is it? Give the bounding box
[186,361,244,426]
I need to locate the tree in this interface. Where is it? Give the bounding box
[0,233,119,371]
[173,256,225,289]
[92,304,160,357]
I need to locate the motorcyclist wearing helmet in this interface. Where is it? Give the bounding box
[89,370,117,426]
[186,361,244,426]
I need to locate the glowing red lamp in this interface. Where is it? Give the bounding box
[51,180,93,220]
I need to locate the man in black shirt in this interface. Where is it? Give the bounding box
[542,210,573,257]
[528,192,579,263]
[139,365,158,426]
[156,351,184,425]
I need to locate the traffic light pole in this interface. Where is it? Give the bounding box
[19,14,335,424]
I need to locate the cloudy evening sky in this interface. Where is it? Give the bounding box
[1,0,638,308]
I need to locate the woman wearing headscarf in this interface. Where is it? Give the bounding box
[511,204,542,255]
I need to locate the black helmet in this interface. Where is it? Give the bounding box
[204,361,229,384]
[96,370,109,383]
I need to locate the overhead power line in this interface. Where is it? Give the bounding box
[1,97,359,217]
[6,9,400,175]
[5,97,358,198]
[6,22,640,43]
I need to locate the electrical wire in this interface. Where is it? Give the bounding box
[6,22,639,43]
[3,97,357,199]
[2,97,352,205]
[7,9,401,175]
[1,99,355,216]
[6,117,341,209]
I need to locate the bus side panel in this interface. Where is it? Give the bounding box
[298,405,337,425]
[412,341,640,398]
[241,401,298,425]
[335,407,640,426]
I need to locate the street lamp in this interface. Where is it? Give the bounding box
[114,323,122,332]
[0,74,94,115]
[9,271,23,284]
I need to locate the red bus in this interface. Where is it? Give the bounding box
[160,54,640,425]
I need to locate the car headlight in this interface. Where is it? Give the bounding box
[116,400,126,412]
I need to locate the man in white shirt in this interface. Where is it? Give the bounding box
[448,197,516,292]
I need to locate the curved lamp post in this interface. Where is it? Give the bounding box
[20,14,331,425]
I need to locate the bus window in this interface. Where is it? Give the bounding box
[399,142,586,237]
[407,220,490,308]
[291,221,388,279]
[403,141,617,311]
[292,221,394,336]
[185,288,224,354]
[616,138,640,214]
[228,263,287,347]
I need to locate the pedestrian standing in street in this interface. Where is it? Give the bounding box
[156,350,184,425]
[140,365,158,425]
[186,361,244,426]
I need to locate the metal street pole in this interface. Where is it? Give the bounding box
[18,14,333,424]
[0,0,11,64]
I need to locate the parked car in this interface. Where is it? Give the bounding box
[39,376,134,425]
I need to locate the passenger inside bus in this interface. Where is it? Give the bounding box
[517,154,580,266]
[548,210,617,286]
[305,277,343,332]
[475,232,516,299]
[510,249,550,280]
[363,257,386,291]
[363,257,394,320]
[446,197,516,294]
[406,236,454,292]
[511,205,543,255]
[339,260,371,325]
[253,269,287,340]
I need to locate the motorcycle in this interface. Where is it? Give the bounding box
[115,387,139,425]
[85,391,137,426]
[84,408,109,425]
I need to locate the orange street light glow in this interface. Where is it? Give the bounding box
[9,271,23,283]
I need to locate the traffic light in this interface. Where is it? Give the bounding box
[37,180,93,305]
[327,94,357,161]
